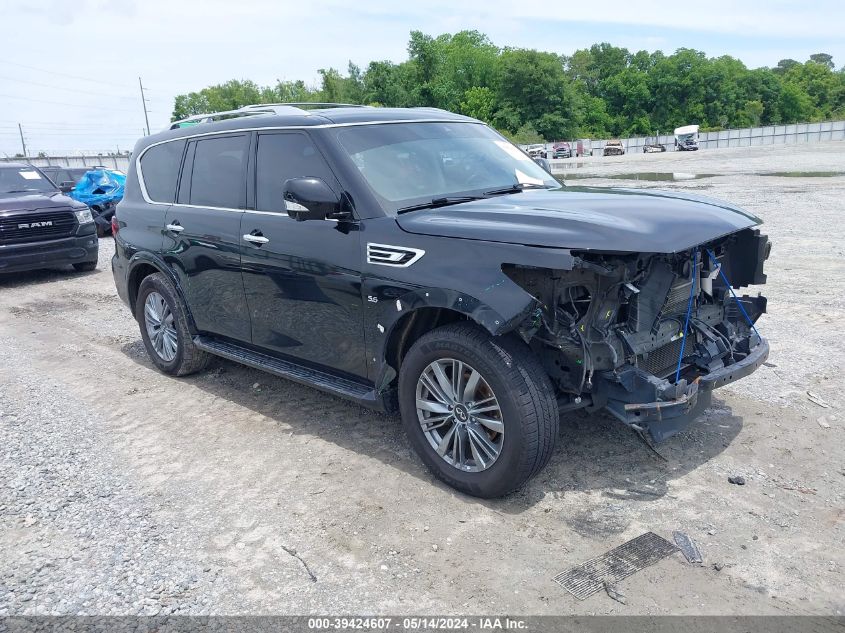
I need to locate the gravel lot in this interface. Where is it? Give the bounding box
[1,143,843,617]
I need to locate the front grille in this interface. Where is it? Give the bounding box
[0,210,76,244]
[639,337,685,377]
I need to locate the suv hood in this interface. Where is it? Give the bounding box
[0,191,80,214]
[395,187,761,253]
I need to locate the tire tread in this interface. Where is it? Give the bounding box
[400,322,559,497]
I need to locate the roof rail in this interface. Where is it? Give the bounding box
[168,102,370,130]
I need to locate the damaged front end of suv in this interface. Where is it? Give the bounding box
[506,227,770,442]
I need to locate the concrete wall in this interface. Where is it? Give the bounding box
[528,120,845,156]
[1,155,130,171]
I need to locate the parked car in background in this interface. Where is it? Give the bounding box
[576,139,591,157]
[643,139,667,153]
[603,140,625,156]
[0,163,98,274]
[69,169,125,237]
[675,125,700,151]
[552,142,571,159]
[525,144,548,159]
[40,166,106,193]
[112,103,771,498]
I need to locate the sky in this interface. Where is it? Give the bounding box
[1,0,843,155]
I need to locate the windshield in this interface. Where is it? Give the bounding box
[0,166,58,194]
[334,122,559,213]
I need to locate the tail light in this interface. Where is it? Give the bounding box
[111,215,119,235]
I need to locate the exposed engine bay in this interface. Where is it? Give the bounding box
[505,227,771,441]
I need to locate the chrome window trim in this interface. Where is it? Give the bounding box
[135,119,485,205]
[164,203,339,222]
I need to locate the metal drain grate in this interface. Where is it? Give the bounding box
[553,532,678,599]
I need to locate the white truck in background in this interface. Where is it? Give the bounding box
[674,125,700,151]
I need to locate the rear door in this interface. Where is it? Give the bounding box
[239,131,366,378]
[163,133,251,342]
[122,139,188,267]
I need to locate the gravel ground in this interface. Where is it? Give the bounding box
[1,142,843,617]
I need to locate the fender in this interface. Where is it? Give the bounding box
[364,283,535,393]
[126,251,199,334]
[358,219,580,388]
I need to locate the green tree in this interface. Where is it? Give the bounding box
[809,53,834,70]
[496,48,575,137]
[460,86,496,122]
[773,59,800,74]
[508,123,544,144]
[778,83,815,121]
[170,30,842,135]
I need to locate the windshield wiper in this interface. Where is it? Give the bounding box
[397,195,485,214]
[483,183,554,196]
[4,188,44,194]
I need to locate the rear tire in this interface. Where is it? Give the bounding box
[135,273,210,376]
[398,322,559,498]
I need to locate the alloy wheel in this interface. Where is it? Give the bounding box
[415,358,504,472]
[143,291,178,362]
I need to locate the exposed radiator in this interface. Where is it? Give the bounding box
[639,337,685,378]
[662,279,693,315]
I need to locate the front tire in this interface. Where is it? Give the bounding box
[73,253,98,272]
[135,273,210,376]
[398,323,559,498]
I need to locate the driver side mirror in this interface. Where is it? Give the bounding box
[59,181,75,193]
[283,177,341,221]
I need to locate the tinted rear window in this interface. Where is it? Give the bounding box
[140,140,186,203]
[187,135,247,208]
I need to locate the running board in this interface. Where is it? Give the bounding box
[193,336,379,405]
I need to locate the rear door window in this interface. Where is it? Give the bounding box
[186,135,248,209]
[140,140,186,203]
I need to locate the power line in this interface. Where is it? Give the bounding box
[0,122,154,130]
[0,59,137,89]
[0,74,139,101]
[0,132,143,137]
[0,93,140,113]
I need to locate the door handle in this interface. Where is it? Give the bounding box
[243,233,269,245]
[165,222,184,233]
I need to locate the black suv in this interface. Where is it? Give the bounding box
[0,163,99,274]
[112,104,770,498]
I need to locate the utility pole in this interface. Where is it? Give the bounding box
[18,123,27,157]
[139,77,150,136]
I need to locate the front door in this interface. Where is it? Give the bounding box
[163,133,251,342]
[239,131,366,378]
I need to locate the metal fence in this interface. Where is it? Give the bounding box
[536,119,845,156]
[1,154,130,171]
[6,119,845,168]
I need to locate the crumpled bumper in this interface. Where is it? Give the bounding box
[602,338,770,442]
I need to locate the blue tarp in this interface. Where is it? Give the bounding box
[70,169,125,207]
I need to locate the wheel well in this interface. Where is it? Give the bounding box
[385,307,468,375]
[127,263,159,310]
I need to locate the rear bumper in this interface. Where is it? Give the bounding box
[602,338,769,442]
[111,252,130,307]
[0,229,98,274]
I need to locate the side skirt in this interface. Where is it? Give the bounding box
[193,336,385,411]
